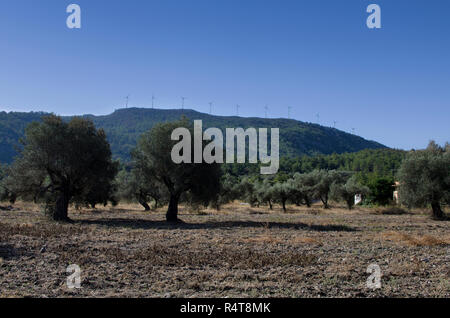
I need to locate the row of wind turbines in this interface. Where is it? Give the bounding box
[123,95,356,134]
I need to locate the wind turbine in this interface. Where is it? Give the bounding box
[125,95,130,108]
[264,105,269,118]
[333,121,338,128]
[181,97,186,110]
[152,95,155,109]
[316,113,320,124]
[236,104,241,116]
[209,102,213,115]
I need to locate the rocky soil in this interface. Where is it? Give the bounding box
[0,202,448,297]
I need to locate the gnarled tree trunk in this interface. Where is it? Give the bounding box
[321,195,329,209]
[346,197,354,210]
[431,201,444,219]
[137,191,151,211]
[51,192,70,221]
[166,193,180,222]
[304,196,311,208]
[139,200,151,211]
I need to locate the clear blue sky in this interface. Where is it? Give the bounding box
[1,0,449,150]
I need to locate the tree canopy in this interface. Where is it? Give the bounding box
[0,164,12,202]
[132,118,222,222]
[397,141,449,218]
[330,175,370,210]
[7,115,118,220]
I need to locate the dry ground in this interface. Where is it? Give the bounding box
[0,201,449,298]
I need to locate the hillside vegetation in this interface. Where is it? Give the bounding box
[0,108,386,163]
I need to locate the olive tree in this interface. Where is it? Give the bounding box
[271,181,295,212]
[73,160,119,209]
[290,172,317,207]
[0,164,13,203]
[132,118,222,222]
[255,178,275,209]
[117,167,168,211]
[330,175,370,210]
[397,141,449,219]
[0,164,6,201]
[312,170,350,209]
[211,173,241,209]
[116,170,148,211]
[7,115,118,220]
[366,176,394,206]
[237,177,259,206]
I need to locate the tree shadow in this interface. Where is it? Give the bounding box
[432,214,450,221]
[76,218,357,232]
[375,207,411,215]
[0,243,22,260]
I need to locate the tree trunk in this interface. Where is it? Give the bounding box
[321,195,329,209]
[282,199,287,213]
[268,200,273,210]
[346,198,353,210]
[10,193,16,204]
[166,193,180,222]
[52,192,70,221]
[139,200,151,211]
[304,197,311,208]
[431,201,444,219]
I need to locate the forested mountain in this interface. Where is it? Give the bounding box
[279,148,406,177]
[0,107,386,163]
[223,148,407,179]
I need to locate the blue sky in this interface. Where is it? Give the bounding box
[0,0,449,150]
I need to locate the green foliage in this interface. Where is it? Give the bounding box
[271,181,294,212]
[73,160,119,209]
[116,166,168,211]
[0,164,12,202]
[219,169,368,211]
[330,175,370,210]
[0,108,386,164]
[0,164,5,200]
[279,148,405,177]
[7,115,118,220]
[365,176,394,206]
[289,172,317,207]
[0,110,412,217]
[254,178,276,210]
[132,117,222,221]
[310,170,351,208]
[238,177,259,207]
[0,111,47,163]
[397,141,450,218]
[221,149,405,191]
[213,174,241,208]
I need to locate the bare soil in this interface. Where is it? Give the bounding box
[0,202,449,298]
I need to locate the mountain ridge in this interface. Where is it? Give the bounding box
[0,107,386,163]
